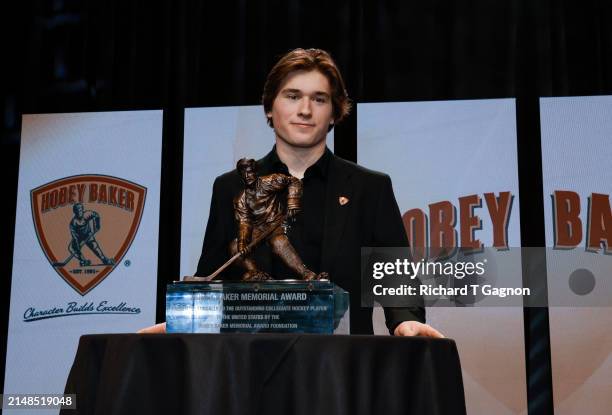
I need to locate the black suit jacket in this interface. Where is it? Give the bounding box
[196,149,425,334]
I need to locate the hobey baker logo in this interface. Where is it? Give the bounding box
[31,175,146,295]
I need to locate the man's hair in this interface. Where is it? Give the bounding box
[236,158,257,175]
[262,48,351,129]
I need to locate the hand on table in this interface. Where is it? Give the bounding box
[137,322,166,334]
[394,321,444,338]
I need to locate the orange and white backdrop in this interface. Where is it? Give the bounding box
[540,96,612,415]
[359,99,527,414]
[4,111,162,403]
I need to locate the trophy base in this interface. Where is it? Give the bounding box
[166,280,349,334]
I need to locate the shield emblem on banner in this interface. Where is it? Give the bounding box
[31,175,147,295]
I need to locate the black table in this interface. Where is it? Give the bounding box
[62,333,465,415]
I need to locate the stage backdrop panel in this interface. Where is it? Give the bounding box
[180,105,333,277]
[359,99,527,415]
[4,111,162,407]
[540,96,612,415]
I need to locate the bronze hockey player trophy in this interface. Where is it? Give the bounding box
[188,158,328,282]
[170,159,347,334]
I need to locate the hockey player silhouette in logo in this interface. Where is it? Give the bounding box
[67,203,115,267]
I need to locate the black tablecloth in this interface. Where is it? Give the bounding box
[62,333,465,415]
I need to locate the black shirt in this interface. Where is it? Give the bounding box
[261,147,331,278]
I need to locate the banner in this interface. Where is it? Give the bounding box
[180,105,333,277]
[540,96,612,415]
[4,111,162,406]
[358,99,526,414]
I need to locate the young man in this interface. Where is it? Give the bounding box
[196,48,442,337]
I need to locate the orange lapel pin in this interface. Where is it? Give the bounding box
[339,196,349,206]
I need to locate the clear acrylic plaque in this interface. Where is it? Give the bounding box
[166,280,350,334]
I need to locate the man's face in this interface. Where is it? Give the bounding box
[267,70,334,150]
